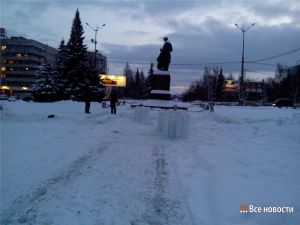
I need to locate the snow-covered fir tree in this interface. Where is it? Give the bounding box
[33,63,58,102]
[64,9,88,100]
[134,69,145,98]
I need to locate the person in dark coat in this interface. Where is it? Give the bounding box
[84,89,91,114]
[157,37,173,71]
[110,89,118,114]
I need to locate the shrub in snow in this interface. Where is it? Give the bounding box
[157,109,189,139]
[33,63,58,102]
[133,106,150,123]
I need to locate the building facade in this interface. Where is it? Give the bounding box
[86,51,107,74]
[0,35,57,96]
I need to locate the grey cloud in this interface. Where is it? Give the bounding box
[103,43,159,62]
[139,0,196,16]
[104,14,299,79]
[122,30,150,36]
[250,1,298,20]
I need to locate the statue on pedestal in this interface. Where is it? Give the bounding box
[157,37,173,71]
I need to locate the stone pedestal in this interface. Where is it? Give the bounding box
[149,70,171,100]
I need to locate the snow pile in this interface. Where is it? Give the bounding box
[157,109,189,139]
[133,106,150,123]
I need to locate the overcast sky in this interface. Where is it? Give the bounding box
[1,0,300,92]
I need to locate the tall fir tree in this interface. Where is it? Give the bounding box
[55,38,69,100]
[133,69,145,98]
[139,71,145,89]
[143,62,154,98]
[33,63,58,102]
[135,68,140,84]
[216,67,225,101]
[64,9,88,100]
[135,68,141,96]
[56,39,67,76]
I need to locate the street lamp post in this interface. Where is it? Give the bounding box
[85,22,106,69]
[235,22,255,105]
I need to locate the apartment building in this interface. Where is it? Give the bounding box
[0,34,57,96]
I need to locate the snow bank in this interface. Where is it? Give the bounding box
[1,101,299,225]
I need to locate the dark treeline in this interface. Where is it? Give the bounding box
[182,64,300,103]
[265,64,300,103]
[181,67,225,102]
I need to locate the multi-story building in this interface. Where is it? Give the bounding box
[0,33,57,97]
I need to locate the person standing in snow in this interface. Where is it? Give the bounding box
[110,89,118,114]
[84,88,91,114]
[157,37,173,71]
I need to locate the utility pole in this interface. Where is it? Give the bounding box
[235,23,255,105]
[85,22,105,70]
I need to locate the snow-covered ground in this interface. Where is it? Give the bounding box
[1,100,299,225]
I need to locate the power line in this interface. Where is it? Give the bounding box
[247,47,300,63]
[172,61,240,66]
[246,62,278,66]
[245,68,272,74]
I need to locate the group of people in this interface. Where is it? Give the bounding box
[84,89,118,114]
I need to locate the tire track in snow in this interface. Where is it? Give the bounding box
[1,146,106,225]
[145,145,186,225]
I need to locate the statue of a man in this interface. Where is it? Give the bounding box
[157,37,173,71]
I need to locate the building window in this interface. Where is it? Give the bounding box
[1,45,7,50]
[16,53,22,57]
[8,60,14,64]
[10,68,14,71]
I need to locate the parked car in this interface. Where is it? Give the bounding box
[272,98,294,107]
[0,94,9,100]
